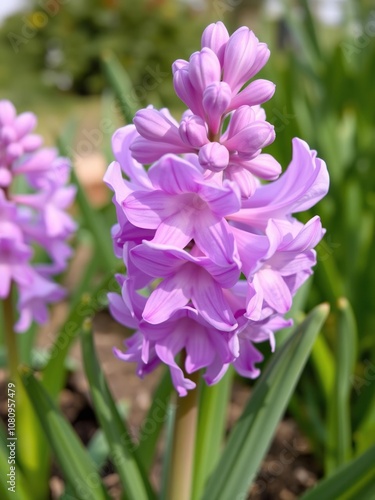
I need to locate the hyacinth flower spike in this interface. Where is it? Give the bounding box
[104,22,329,500]
[106,21,329,395]
[0,100,76,380]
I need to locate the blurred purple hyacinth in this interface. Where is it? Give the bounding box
[0,99,76,332]
[105,22,329,396]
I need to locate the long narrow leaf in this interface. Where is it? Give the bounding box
[101,52,139,124]
[311,333,335,402]
[325,297,357,474]
[192,367,233,500]
[202,303,329,500]
[81,320,156,500]
[137,367,173,472]
[301,444,375,500]
[19,368,110,500]
[160,403,176,500]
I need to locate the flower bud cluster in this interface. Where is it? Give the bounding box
[105,23,329,396]
[0,100,76,332]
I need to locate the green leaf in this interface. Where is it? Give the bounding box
[100,89,120,164]
[137,367,173,472]
[192,367,233,500]
[101,52,139,124]
[19,368,110,500]
[284,0,323,74]
[42,267,121,398]
[202,303,330,500]
[87,401,129,469]
[160,403,176,500]
[87,429,110,470]
[81,319,156,500]
[325,298,357,474]
[15,381,50,499]
[301,444,375,500]
[311,332,335,402]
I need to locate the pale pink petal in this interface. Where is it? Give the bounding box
[123,191,177,229]
[111,125,151,187]
[185,326,215,373]
[193,213,239,267]
[257,268,292,313]
[191,272,237,331]
[143,275,190,324]
[234,339,263,378]
[148,154,200,194]
[152,212,194,248]
[229,79,276,110]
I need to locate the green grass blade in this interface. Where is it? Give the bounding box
[137,367,173,472]
[202,303,330,500]
[42,267,121,398]
[301,444,375,500]
[311,332,335,402]
[325,298,357,474]
[101,52,139,124]
[160,403,176,500]
[81,319,156,500]
[284,1,323,73]
[19,368,110,500]
[192,367,233,500]
[87,429,110,470]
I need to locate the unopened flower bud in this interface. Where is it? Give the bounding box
[199,142,229,172]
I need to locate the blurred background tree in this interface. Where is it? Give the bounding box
[0,0,210,107]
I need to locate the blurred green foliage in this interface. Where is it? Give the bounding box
[0,0,209,106]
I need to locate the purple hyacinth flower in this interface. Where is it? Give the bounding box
[104,23,329,396]
[131,24,278,188]
[0,100,76,331]
[130,241,240,330]
[122,153,242,266]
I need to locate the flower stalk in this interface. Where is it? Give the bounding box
[168,357,200,500]
[3,285,19,381]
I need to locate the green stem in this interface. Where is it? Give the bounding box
[3,286,19,381]
[167,361,200,500]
